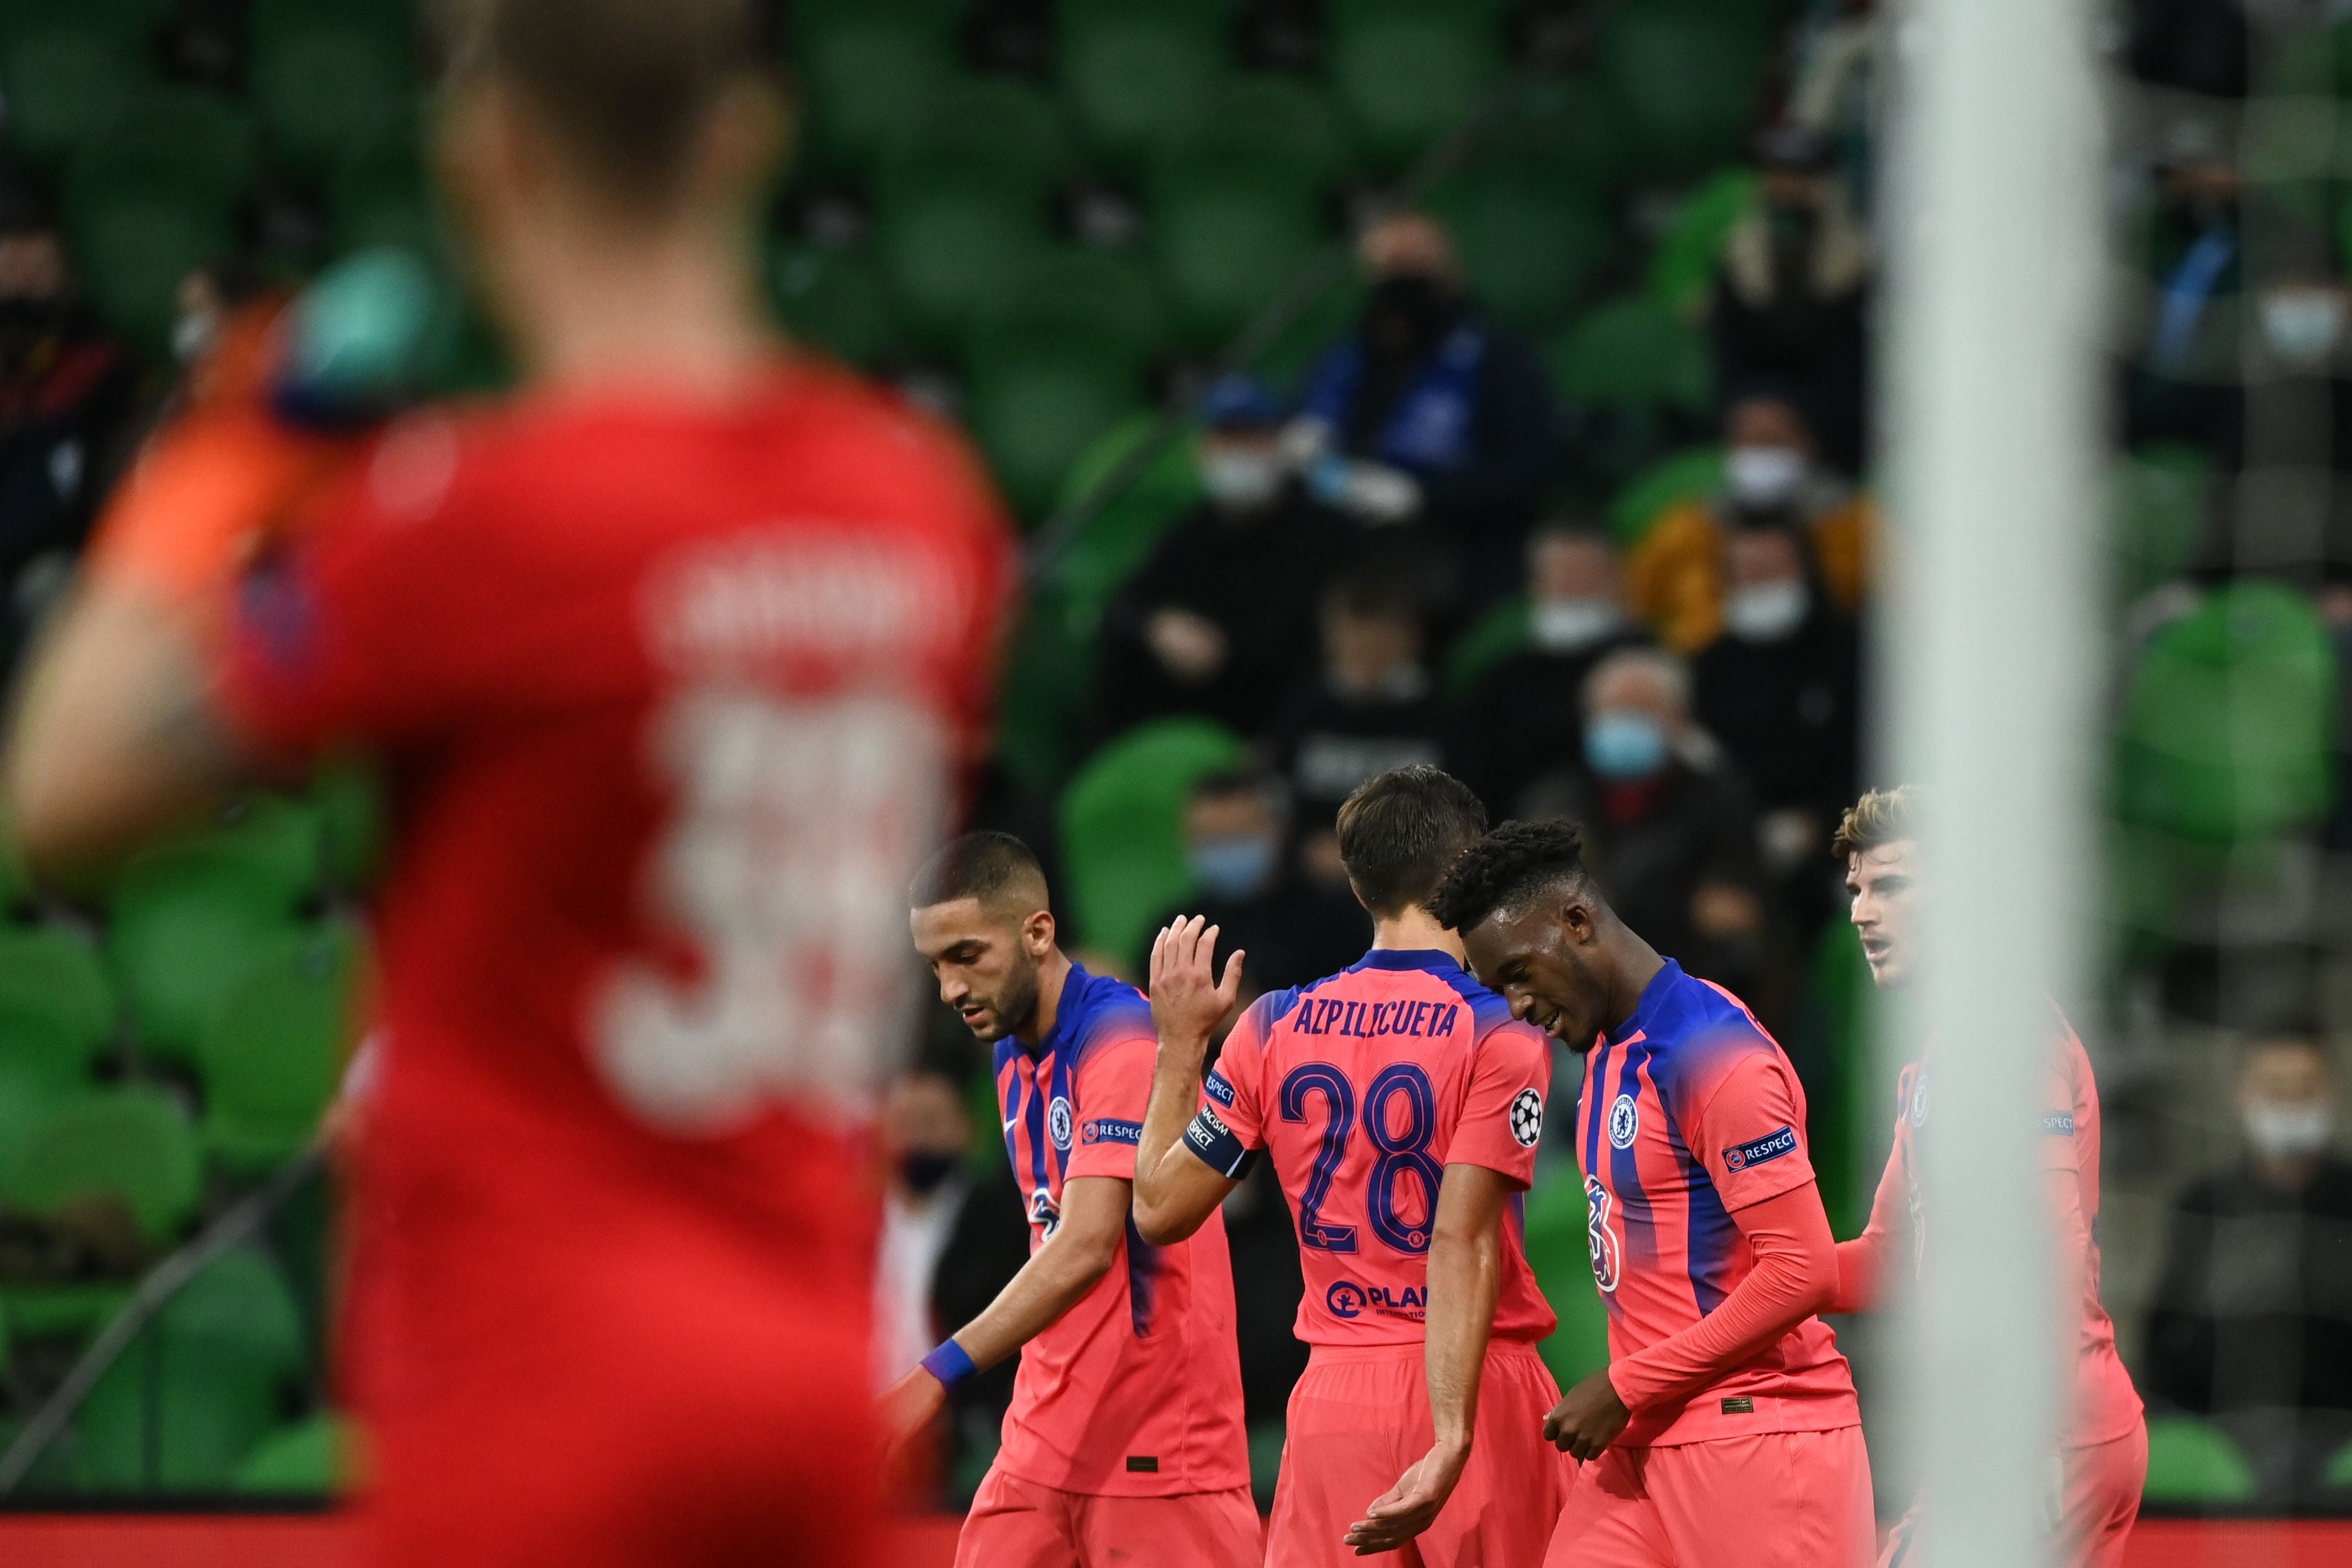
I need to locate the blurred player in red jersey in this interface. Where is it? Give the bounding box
[1131,766,1569,1567]
[1429,821,1874,1568]
[899,832,1257,1568]
[2,1,1011,1562]
[1833,787,2146,1568]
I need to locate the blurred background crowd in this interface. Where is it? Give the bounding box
[0,0,2346,1525]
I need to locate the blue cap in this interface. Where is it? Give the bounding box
[1197,375,1282,431]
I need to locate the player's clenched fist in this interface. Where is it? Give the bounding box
[1147,914,1244,1059]
[1543,1369,1632,1462]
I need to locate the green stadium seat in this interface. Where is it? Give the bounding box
[2,1086,201,1246]
[1430,162,1613,334]
[2140,1414,2259,1505]
[115,795,324,920]
[1801,917,1876,1231]
[233,1413,352,1495]
[975,249,1171,372]
[1058,718,1251,961]
[2114,581,2335,847]
[1167,75,1355,194]
[1521,1174,1611,1390]
[1596,2,1773,181]
[1327,0,1506,173]
[1059,0,1227,172]
[0,925,117,1094]
[1248,276,1366,396]
[770,247,900,369]
[247,0,417,175]
[1480,73,1628,193]
[0,21,145,169]
[1608,445,1723,548]
[307,762,388,895]
[66,192,236,356]
[1247,1418,1285,1511]
[792,1,961,180]
[876,79,1074,211]
[76,1246,307,1492]
[329,152,444,261]
[2324,1434,2352,1490]
[1151,159,1328,351]
[1442,595,1531,695]
[1550,295,1714,414]
[2111,445,2214,603]
[197,923,359,1175]
[963,333,1149,523]
[1050,414,1207,635]
[1647,167,1757,316]
[68,87,255,213]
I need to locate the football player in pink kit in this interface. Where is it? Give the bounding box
[1130,767,1569,1567]
[1429,819,1875,1568]
[1833,787,2145,1568]
[898,832,1257,1568]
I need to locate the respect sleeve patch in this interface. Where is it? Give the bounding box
[1082,1117,1141,1147]
[2042,1112,2076,1136]
[1203,1070,1237,1107]
[1721,1124,1798,1173]
[1183,1105,1256,1179]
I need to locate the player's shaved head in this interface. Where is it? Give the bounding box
[1337,765,1487,919]
[432,0,780,218]
[911,834,1058,1044]
[910,831,1051,925]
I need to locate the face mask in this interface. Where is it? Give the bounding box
[898,1149,962,1195]
[1723,579,1811,642]
[1201,448,1283,510]
[1363,273,1453,362]
[2261,290,2345,367]
[2244,1100,2333,1162]
[1531,597,1624,653]
[1725,445,1809,508]
[1585,711,1668,781]
[1189,834,1278,898]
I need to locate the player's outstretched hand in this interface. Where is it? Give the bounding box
[1343,1439,1469,1555]
[1542,1369,1631,1462]
[1148,913,1243,1057]
[876,1364,948,1488]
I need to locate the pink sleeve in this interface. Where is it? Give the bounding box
[1608,1184,1838,1412]
[1691,1045,1819,1212]
[1831,1120,1907,1313]
[1446,1021,1552,1187]
[2040,1049,2085,1174]
[1182,1003,1268,1179]
[1066,1029,1154,1182]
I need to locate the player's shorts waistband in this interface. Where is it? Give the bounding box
[1304,1337,1547,1368]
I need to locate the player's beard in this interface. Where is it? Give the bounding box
[986,957,1042,1042]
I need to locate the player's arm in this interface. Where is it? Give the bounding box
[1345,1161,1513,1556]
[1130,913,1245,1246]
[1830,1123,1907,1313]
[6,580,250,870]
[878,1171,1132,1458]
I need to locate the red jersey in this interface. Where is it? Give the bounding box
[215,367,1011,1377]
[1186,948,1557,1347]
[991,961,1248,1497]
[1871,1016,2143,1447]
[1578,961,1860,1446]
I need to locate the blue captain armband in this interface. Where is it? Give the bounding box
[1183,1105,1259,1179]
[921,1339,976,1388]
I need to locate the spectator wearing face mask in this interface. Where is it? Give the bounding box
[1691,523,1861,933]
[1287,212,1557,589]
[874,1054,980,1392]
[1097,376,1348,737]
[0,175,139,629]
[1517,647,1770,997]
[2146,1036,2352,1497]
[1627,389,1875,655]
[1707,126,1872,473]
[1453,515,1651,813]
[2128,210,2352,475]
[1267,569,1450,885]
[1136,769,1369,996]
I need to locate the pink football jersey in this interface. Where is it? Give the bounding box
[1880,1012,2143,1447]
[1184,949,1557,1347]
[992,963,1250,1496]
[1578,961,1860,1446]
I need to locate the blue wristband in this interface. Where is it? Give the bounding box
[922,1339,976,1388]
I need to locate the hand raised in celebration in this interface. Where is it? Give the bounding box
[1149,914,1245,1063]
